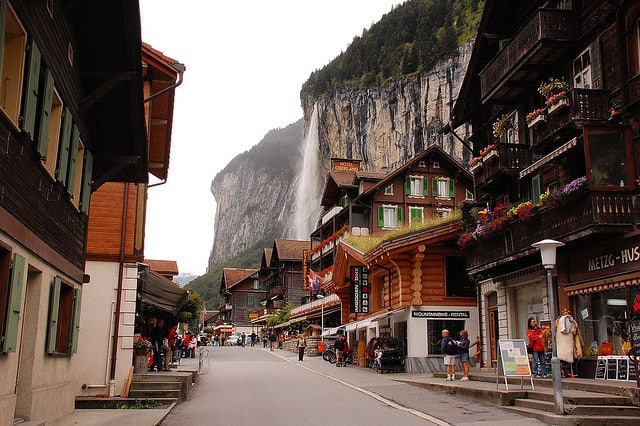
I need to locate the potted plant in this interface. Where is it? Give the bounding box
[526,108,546,128]
[134,337,152,355]
[480,143,497,160]
[492,114,514,142]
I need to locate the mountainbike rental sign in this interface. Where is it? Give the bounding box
[350,266,369,313]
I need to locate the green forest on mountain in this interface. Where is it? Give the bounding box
[187,0,484,310]
[301,0,483,98]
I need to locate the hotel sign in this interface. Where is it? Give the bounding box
[350,266,369,313]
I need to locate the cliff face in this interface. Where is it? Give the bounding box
[208,41,472,269]
[303,40,473,176]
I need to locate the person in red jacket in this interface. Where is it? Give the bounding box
[527,318,545,378]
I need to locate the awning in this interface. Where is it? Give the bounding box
[519,137,578,178]
[138,269,188,314]
[566,272,640,296]
[345,310,395,332]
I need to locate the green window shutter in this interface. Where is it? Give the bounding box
[47,277,62,354]
[397,207,403,224]
[423,178,429,196]
[57,109,72,185]
[2,253,25,353]
[405,177,411,195]
[66,125,80,195]
[432,179,439,197]
[532,175,541,203]
[36,70,54,159]
[377,206,384,227]
[22,42,41,138]
[449,179,455,198]
[70,288,82,354]
[80,151,93,214]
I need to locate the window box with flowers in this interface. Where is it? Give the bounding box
[492,113,516,144]
[526,108,546,128]
[538,78,570,114]
[469,156,483,171]
[480,143,497,161]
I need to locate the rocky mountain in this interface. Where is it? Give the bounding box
[208,41,472,269]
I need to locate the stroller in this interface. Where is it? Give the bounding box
[371,337,405,374]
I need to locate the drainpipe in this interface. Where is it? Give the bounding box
[109,184,129,384]
[146,63,186,189]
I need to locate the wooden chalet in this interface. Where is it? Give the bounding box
[219,268,263,336]
[261,239,310,310]
[0,1,148,423]
[450,0,640,377]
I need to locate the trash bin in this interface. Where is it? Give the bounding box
[318,341,325,354]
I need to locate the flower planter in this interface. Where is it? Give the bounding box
[469,161,483,172]
[482,149,497,161]
[527,114,546,128]
[135,348,149,356]
[548,98,569,114]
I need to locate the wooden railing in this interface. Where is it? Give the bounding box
[531,88,609,146]
[467,190,639,273]
[475,143,530,184]
[480,8,575,100]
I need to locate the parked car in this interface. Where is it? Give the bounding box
[226,335,239,346]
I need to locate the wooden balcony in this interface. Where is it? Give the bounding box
[474,143,530,187]
[480,8,576,104]
[530,88,609,147]
[467,190,639,275]
[268,285,286,299]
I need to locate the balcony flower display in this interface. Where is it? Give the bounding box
[526,108,546,127]
[544,176,587,206]
[468,156,483,171]
[479,144,496,157]
[134,337,152,355]
[546,91,568,109]
[538,78,569,98]
[457,233,474,249]
[492,115,514,138]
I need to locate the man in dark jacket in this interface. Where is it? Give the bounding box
[441,329,458,380]
[150,319,165,371]
[334,334,345,366]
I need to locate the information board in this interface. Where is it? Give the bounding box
[617,357,629,380]
[498,339,532,377]
[628,320,640,348]
[629,358,637,381]
[595,357,606,379]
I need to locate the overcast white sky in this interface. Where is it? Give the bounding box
[140,1,402,276]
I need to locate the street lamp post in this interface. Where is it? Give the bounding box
[317,295,325,344]
[531,239,565,415]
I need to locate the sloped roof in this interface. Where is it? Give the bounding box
[358,145,472,198]
[320,170,359,207]
[272,239,310,263]
[261,248,273,269]
[221,268,258,291]
[144,259,179,277]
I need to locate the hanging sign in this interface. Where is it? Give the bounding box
[350,266,369,313]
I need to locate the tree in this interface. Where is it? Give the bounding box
[178,292,203,333]
[266,302,294,328]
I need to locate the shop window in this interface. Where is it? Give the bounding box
[0,3,26,126]
[46,277,82,355]
[445,257,474,298]
[1,249,24,353]
[585,127,632,188]
[571,288,632,356]
[427,320,466,355]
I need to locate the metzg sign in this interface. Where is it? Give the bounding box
[350,266,369,313]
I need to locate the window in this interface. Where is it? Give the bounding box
[252,279,260,290]
[1,3,26,126]
[432,178,455,199]
[46,277,82,355]
[418,161,426,168]
[465,189,474,201]
[432,161,440,169]
[445,257,474,297]
[247,294,254,306]
[384,184,393,195]
[574,41,602,89]
[377,205,403,228]
[574,48,592,89]
[405,176,428,197]
[409,206,423,226]
[585,127,631,188]
[434,208,451,218]
[427,320,466,355]
[1,248,23,353]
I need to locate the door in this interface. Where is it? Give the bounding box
[488,306,499,368]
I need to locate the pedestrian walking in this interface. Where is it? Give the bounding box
[297,334,306,361]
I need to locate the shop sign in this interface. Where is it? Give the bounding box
[350,266,369,313]
[412,311,470,318]
[568,235,640,282]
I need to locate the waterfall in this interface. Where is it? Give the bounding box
[291,104,322,240]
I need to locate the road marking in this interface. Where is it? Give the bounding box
[272,350,450,426]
